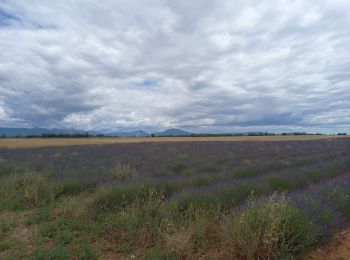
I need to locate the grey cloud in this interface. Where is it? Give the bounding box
[0,0,349,133]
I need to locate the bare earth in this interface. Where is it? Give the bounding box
[0,135,348,149]
[308,228,350,260]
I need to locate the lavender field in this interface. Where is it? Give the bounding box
[1,139,349,207]
[0,138,350,259]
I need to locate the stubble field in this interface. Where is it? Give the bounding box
[0,135,347,148]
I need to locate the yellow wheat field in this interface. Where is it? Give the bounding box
[0,135,348,149]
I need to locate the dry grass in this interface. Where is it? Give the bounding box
[53,195,93,219]
[0,210,37,258]
[0,135,348,149]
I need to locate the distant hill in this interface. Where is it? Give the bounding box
[107,130,149,137]
[0,127,97,137]
[153,128,192,136]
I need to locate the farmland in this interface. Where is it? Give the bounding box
[0,134,347,149]
[0,137,350,259]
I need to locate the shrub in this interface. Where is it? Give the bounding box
[226,194,317,259]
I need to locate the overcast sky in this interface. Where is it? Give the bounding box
[0,0,349,133]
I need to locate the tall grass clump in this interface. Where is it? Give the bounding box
[0,172,52,210]
[90,184,154,214]
[53,180,98,199]
[226,194,317,259]
[101,189,174,254]
[0,173,100,211]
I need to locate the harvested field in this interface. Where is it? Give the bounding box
[0,135,348,149]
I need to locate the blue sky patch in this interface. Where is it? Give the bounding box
[0,8,20,26]
[135,79,160,88]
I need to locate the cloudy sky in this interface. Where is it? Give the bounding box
[0,0,349,133]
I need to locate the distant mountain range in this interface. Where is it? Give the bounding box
[107,128,192,137]
[0,127,192,137]
[153,128,192,136]
[107,130,149,137]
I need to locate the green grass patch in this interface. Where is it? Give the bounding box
[0,239,13,252]
[26,208,50,226]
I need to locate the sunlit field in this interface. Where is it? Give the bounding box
[0,138,349,258]
[0,135,347,149]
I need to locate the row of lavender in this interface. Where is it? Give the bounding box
[104,155,350,210]
[288,173,350,242]
[0,139,348,182]
[225,173,350,259]
[0,140,349,203]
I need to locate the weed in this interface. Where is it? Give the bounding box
[26,208,50,225]
[0,239,13,251]
[72,241,99,259]
[32,245,69,260]
[39,222,57,238]
[58,230,74,245]
[0,217,11,235]
[144,249,176,259]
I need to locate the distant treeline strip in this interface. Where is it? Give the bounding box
[1,132,100,138]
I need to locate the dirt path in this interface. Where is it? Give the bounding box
[308,228,350,259]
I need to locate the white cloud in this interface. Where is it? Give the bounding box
[0,0,349,133]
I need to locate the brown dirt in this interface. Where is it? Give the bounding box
[0,135,348,149]
[308,228,350,260]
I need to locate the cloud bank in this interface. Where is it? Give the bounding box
[0,0,349,133]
